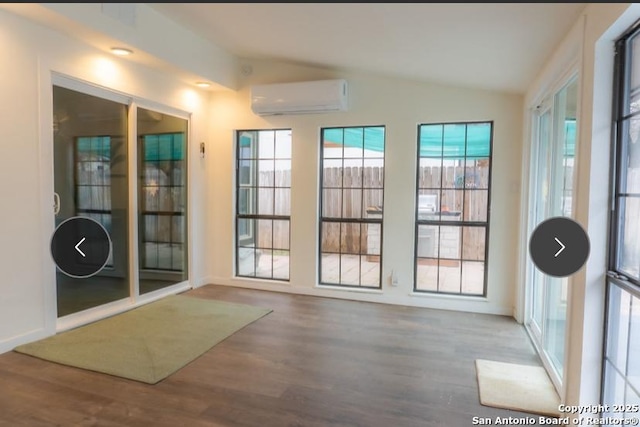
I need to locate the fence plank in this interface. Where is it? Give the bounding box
[254,166,489,258]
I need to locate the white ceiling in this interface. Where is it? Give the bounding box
[150,3,586,94]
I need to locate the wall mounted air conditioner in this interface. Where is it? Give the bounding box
[250,79,348,116]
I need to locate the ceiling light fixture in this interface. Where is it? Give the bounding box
[195,82,211,88]
[111,47,133,56]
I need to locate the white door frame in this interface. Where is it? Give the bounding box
[46,72,193,333]
[523,67,580,398]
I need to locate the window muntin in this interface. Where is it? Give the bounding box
[414,122,492,295]
[235,129,291,281]
[319,126,385,288]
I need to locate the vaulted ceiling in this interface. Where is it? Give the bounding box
[150,3,586,94]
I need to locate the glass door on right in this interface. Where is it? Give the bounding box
[526,76,578,392]
[137,108,188,294]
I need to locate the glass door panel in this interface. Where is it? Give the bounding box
[543,276,568,377]
[526,75,578,389]
[137,108,188,294]
[540,78,577,378]
[530,109,551,337]
[53,85,130,317]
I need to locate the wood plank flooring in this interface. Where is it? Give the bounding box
[0,284,542,426]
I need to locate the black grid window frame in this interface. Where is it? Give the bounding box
[609,24,640,287]
[318,125,385,289]
[235,129,291,281]
[601,20,640,409]
[413,121,493,296]
[74,135,112,220]
[74,136,113,268]
[139,132,187,272]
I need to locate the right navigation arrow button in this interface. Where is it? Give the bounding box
[554,237,565,258]
[529,216,590,278]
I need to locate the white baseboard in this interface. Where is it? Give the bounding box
[200,276,513,316]
[0,327,52,355]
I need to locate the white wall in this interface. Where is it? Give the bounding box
[206,59,523,315]
[0,3,238,91]
[0,8,210,353]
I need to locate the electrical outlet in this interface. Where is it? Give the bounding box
[390,270,399,287]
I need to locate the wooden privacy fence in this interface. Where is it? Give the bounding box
[257,165,497,259]
[77,164,186,244]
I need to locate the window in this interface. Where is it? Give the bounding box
[138,131,187,273]
[414,122,492,295]
[76,136,112,229]
[235,129,291,281]
[602,24,640,415]
[75,136,113,266]
[319,126,385,288]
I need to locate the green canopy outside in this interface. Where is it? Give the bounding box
[246,120,575,159]
[143,133,184,161]
[418,123,491,159]
[322,123,493,159]
[564,119,576,157]
[239,134,252,147]
[77,133,185,161]
[323,127,385,153]
[77,136,111,159]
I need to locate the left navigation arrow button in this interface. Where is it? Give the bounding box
[50,217,112,279]
[75,237,86,257]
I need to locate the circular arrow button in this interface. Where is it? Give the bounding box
[529,216,590,277]
[50,217,112,279]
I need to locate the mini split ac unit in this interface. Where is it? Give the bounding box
[250,79,348,116]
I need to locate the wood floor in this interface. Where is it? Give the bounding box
[0,284,542,426]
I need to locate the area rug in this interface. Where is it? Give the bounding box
[475,359,561,417]
[14,295,272,384]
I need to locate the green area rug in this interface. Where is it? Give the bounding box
[14,295,272,384]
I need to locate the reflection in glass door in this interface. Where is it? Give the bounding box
[53,85,130,317]
[137,108,188,294]
[53,81,190,320]
[526,76,578,390]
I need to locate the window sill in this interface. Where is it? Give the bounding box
[232,276,292,286]
[409,291,488,302]
[315,284,384,294]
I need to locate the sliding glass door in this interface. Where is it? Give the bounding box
[52,78,189,319]
[53,85,131,317]
[526,76,578,390]
[137,108,188,294]
[528,107,551,341]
